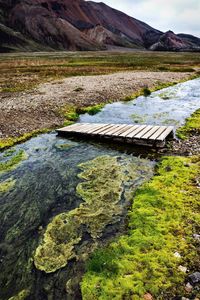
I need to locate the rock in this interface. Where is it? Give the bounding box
[185,282,193,293]
[182,297,190,300]
[143,293,153,300]
[193,234,200,242]
[174,251,181,258]
[189,272,200,284]
[165,166,172,172]
[178,265,187,273]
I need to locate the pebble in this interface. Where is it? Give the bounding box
[174,252,181,258]
[189,272,200,284]
[182,297,189,300]
[143,293,153,300]
[193,234,200,241]
[185,282,193,293]
[178,265,187,273]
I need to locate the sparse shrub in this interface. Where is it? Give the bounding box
[143,87,151,97]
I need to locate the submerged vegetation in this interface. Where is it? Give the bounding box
[81,156,200,299]
[34,155,153,273]
[0,178,16,193]
[8,289,30,300]
[0,150,27,174]
[177,109,200,139]
[0,129,50,151]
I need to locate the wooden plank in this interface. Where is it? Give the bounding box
[141,126,160,139]
[149,126,167,140]
[57,123,86,132]
[105,124,128,136]
[84,124,108,134]
[157,126,174,141]
[93,124,115,135]
[126,125,147,138]
[112,125,133,136]
[120,125,140,137]
[99,125,121,136]
[134,125,154,139]
[72,124,93,133]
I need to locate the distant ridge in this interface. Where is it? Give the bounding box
[0,0,199,52]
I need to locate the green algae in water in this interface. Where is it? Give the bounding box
[81,156,200,300]
[0,178,16,193]
[0,150,27,174]
[8,289,30,300]
[34,155,154,274]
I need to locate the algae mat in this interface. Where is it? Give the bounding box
[0,133,154,300]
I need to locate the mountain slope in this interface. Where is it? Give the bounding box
[0,0,199,52]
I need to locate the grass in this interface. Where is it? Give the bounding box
[177,109,200,139]
[0,51,199,93]
[81,156,200,300]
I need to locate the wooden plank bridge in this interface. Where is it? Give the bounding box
[57,123,174,147]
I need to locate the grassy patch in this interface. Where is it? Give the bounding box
[81,156,200,300]
[60,103,105,125]
[76,104,105,116]
[0,51,199,93]
[177,109,200,139]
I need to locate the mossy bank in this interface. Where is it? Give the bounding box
[81,156,200,300]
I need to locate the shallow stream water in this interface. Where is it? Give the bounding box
[80,78,200,128]
[0,78,200,300]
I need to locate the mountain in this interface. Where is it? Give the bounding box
[0,0,199,52]
[150,31,200,52]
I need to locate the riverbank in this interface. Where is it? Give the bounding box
[0,71,192,143]
[81,155,200,300]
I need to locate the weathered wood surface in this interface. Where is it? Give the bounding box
[57,123,174,147]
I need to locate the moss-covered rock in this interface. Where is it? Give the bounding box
[81,156,200,300]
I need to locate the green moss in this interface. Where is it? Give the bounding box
[76,104,105,116]
[8,289,30,300]
[0,178,16,193]
[34,155,153,273]
[60,103,104,126]
[177,109,200,139]
[0,150,27,174]
[0,129,50,150]
[81,156,200,300]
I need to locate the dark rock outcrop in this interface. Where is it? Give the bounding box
[0,0,199,52]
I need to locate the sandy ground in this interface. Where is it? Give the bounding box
[0,71,192,139]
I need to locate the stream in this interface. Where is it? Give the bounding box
[0,78,200,300]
